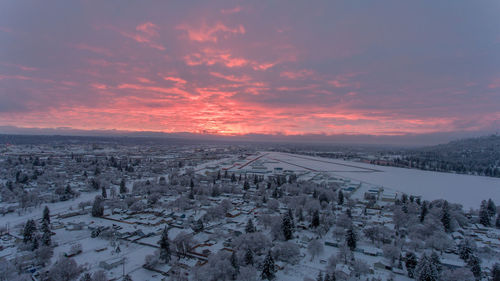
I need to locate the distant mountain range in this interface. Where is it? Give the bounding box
[0,125,495,146]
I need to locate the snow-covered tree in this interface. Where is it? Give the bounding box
[282,213,294,240]
[405,251,418,278]
[23,219,37,243]
[158,227,171,263]
[479,200,491,226]
[491,263,500,281]
[261,251,276,280]
[441,201,451,232]
[230,251,239,277]
[41,220,51,246]
[101,186,107,199]
[245,218,256,233]
[466,254,481,280]
[458,238,476,261]
[346,227,357,251]
[119,179,127,194]
[79,273,92,281]
[244,248,254,265]
[91,195,104,217]
[47,256,82,281]
[337,190,344,205]
[420,201,428,223]
[307,239,324,261]
[311,210,320,228]
[415,254,439,281]
[43,206,50,224]
[487,198,497,217]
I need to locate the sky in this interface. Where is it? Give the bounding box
[0,1,499,141]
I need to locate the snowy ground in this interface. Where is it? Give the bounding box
[248,152,500,209]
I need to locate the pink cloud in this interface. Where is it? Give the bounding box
[177,22,245,42]
[210,72,251,83]
[120,22,166,51]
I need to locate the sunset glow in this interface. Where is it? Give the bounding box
[1,1,499,137]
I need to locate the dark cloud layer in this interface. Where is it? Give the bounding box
[0,0,499,141]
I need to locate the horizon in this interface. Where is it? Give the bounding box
[1,1,499,143]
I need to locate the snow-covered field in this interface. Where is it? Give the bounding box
[260,152,500,209]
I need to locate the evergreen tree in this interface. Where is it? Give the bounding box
[43,206,50,224]
[430,252,442,273]
[458,238,475,261]
[405,252,418,278]
[31,236,39,251]
[188,186,195,200]
[23,219,37,243]
[324,273,332,281]
[282,213,294,240]
[158,227,171,263]
[487,198,497,217]
[316,271,323,281]
[245,219,256,233]
[288,209,295,230]
[101,186,107,199]
[123,275,133,281]
[311,210,320,228]
[491,263,500,281]
[190,178,194,188]
[467,254,481,280]
[496,214,500,229]
[243,180,250,190]
[231,173,237,182]
[244,248,254,265]
[91,196,104,217]
[119,179,127,194]
[338,190,344,205]
[230,251,239,278]
[79,273,92,281]
[441,201,451,232]
[479,200,491,226]
[346,208,352,218]
[261,251,276,280]
[415,254,439,281]
[41,220,51,246]
[194,219,204,232]
[420,201,428,223]
[65,184,72,195]
[346,227,357,251]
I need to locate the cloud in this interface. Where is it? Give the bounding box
[120,22,166,50]
[221,6,242,15]
[73,43,113,56]
[176,22,245,42]
[184,48,249,68]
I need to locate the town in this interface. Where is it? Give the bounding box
[0,141,499,281]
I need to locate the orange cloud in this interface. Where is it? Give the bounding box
[184,48,249,68]
[210,72,251,82]
[163,76,187,85]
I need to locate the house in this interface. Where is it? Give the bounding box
[335,264,351,279]
[99,257,124,270]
